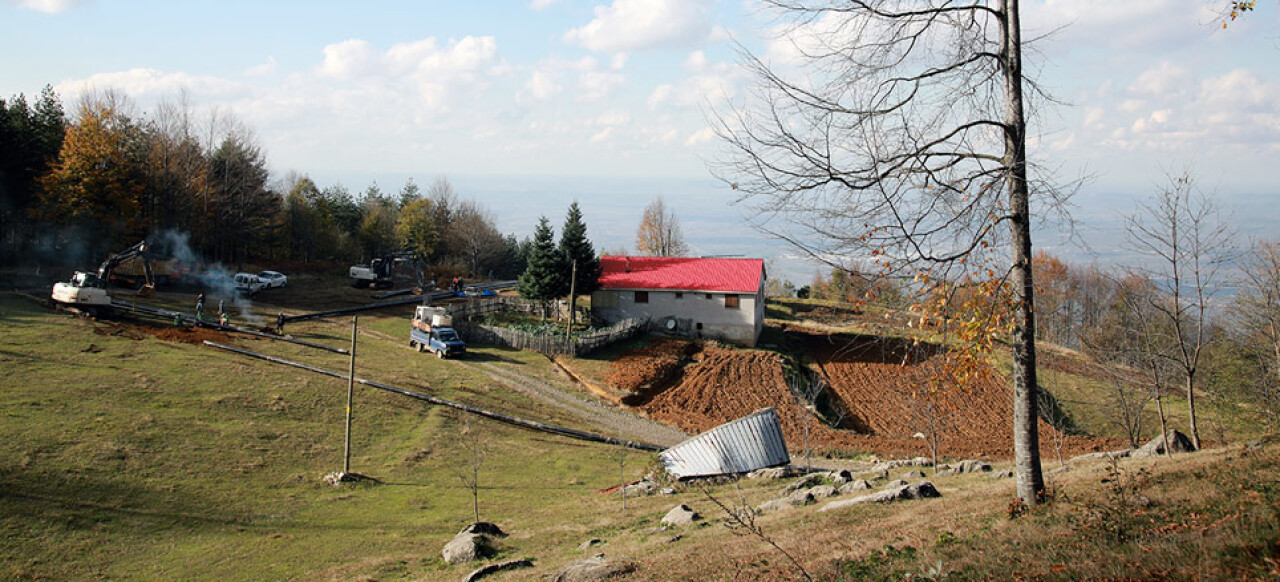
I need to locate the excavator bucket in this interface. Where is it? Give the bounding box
[137,284,157,298]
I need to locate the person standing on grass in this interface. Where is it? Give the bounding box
[196,292,206,322]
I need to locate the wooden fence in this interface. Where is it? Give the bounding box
[451,314,648,357]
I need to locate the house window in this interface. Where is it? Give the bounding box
[725,295,740,309]
[675,292,683,299]
[705,293,712,300]
[635,291,649,303]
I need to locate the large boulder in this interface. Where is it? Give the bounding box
[901,470,928,480]
[819,481,942,513]
[1131,430,1196,458]
[786,489,817,506]
[459,522,507,538]
[757,498,794,513]
[806,484,840,499]
[955,460,993,474]
[882,479,909,489]
[660,504,700,527]
[839,479,873,494]
[831,469,855,486]
[781,473,826,495]
[442,533,494,565]
[747,466,796,480]
[462,559,534,582]
[622,480,657,497]
[550,555,637,582]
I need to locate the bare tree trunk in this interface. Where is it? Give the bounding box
[1003,0,1044,504]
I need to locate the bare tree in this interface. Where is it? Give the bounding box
[1231,242,1280,413]
[1125,171,1235,450]
[635,196,688,257]
[715,0,1057,503]
[451,415,488,524]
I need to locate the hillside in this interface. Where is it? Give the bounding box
[3,282,1277,580]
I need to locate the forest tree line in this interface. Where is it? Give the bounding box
[0,86,528,278]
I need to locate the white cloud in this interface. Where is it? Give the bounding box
[1128,61,1192,97]
[563,0,715,52]
[683,127,714,146]
[589,127,614,143]
[1024,0,1219,54]
[524,69,562,101]
[244,57,277,77]
[56,68,244,103]
[319,39,380,79]
[7,0,88,13]
[646,59,745,110]
[684,50,707,72]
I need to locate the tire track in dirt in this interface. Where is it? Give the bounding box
[457,361,689,448]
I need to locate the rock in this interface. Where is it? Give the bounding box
[459,522,507,538]
[858,469,889,481]
[550,555,637,582]
[934,469,956,478]
[839,479,873,494]
[955,460,993,474]
[807,484,839,499]
[661,504,700,526]
[622,480,657,497]
[462,559,534,582]
[883,479,909,489]
[786,489,817,506]
[442,533,493,565]
[1131,430,1196,458]
[660,488,676,495]
[579,539,603,550]
[989,469,1015,479]
[901,470,928,480]
[819,481,942,513]
[665,534,683,543]
[782,473,826,495]
[831,469,854,486]
[747,466,795,480]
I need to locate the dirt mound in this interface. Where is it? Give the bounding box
[634,331,1120,461]
[605,338,695,394]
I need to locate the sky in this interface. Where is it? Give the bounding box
[2,0,1279,282]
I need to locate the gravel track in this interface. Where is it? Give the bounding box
[456,361,689,448]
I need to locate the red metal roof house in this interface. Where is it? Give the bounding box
[592,256,767,347]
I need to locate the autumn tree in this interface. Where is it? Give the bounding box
[1225,241,1280,427]
[635,196,688,257]
[445,199,507,276]
[38,90,147,249]
[717,0,1053,503]
[1125,172,1235,450]
[396,197,441,260]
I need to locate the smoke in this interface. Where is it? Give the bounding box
[149,229,263,324]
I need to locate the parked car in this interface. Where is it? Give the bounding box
[234,272,268,295]
[258,270,287,288]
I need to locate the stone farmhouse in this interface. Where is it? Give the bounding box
[591,256,767,347]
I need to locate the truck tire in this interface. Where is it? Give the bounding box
[436,349,445,359]
[417,342,427,353]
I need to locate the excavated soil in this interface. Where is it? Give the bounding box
[634,329,1120,461]
[605,338,695,394]
[149,325,235,344]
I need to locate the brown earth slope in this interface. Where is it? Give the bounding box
[630,329,1118,461]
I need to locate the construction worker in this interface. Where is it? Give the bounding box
[195,292,205,322]
[219,312,230,327]
[276,312,286,335]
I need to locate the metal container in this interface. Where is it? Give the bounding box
[659,408,790,479]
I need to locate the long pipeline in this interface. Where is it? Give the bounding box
[202,341,664,452]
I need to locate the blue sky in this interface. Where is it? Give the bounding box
[2,0,1279,281]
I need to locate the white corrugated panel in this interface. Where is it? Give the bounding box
[659,408,790,479]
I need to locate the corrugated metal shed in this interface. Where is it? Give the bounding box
[659,408,790,479]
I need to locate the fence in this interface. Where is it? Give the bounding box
[451,313,648,356]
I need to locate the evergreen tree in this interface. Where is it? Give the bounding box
[518,216,568,311]
[558,201,601,296]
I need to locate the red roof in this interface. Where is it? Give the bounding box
[598,256,764,293]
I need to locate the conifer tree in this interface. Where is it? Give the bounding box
[559,201,601,296]
[518,216,567,314]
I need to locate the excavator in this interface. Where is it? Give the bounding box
[51,240,157,314]
[349,251,420,289]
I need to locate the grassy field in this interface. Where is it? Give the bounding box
[3,287,1278,580]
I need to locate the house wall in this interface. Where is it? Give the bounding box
[592,285,762,347]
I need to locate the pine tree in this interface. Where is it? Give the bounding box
[518,216,567,314]
[559,201,601,296]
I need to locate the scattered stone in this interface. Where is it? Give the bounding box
[934,469,956,478]
[831,469,854,486]
[989,468,1015,479]
[1131,430,1196,458]
[806,485,839,499]
[579,539,603,550]
[857,469,889,481]
[786,490,817,506]
[1070,450,1130,462]
[622,480,657,497]
[882,479,909,489]
[462,559,534,582]
[782,473,826,495]
[819,481,942,513]
[661,504,700,526]
[901,470,928,480]
[660,488,676,495]
[321,471,377,486]
[839,479,873,494]
[550,555,637,582]
[442,533,493,565]
[747,466,795,480]
[955,460,993,474]
[665,534,683,543]
[459,522,507,538]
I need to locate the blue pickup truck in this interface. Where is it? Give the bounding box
[409,306,466,359]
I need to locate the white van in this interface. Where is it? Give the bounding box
[233,272,268,295]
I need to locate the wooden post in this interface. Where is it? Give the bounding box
[343,316,357,475]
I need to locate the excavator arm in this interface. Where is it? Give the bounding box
[96,240,157,297]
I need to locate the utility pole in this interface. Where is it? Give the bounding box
[565,259,577,342]
[343,316,357,475]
